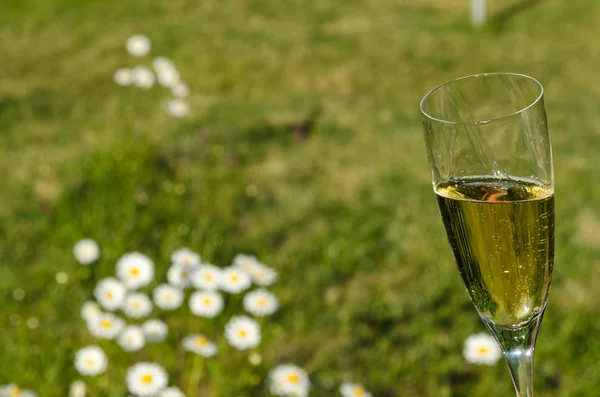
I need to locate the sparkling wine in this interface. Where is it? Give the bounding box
[436,176,554,328]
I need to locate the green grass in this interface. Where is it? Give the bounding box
[2,0,600,395]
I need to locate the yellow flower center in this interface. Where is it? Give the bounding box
[197,337,208,346]
[258,298,266,307]
[101,320,112,329]
[86,358,96,368]
[478,347,488,355]
[238,329,247,338]
[184,257,191,265]
[181,271,189,279]
[165,292,172,301]
[354,386,365,396]
[9,386,21,397]
[130,267,139,276]
[141,374,153,384]
[287,374,299,383]
[203,298,212,306]
[231,275,239,282]
[133,301,141,309]
[106,291,114,300]
[204,274,213,281]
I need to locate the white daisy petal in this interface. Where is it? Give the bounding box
[172,83,190,98]
[142,319,168,343]
[224,315,261,350]
[189,290,224,318]
[126,362,168,397]
[75,345,108,376]
[131,66,155,90]
[126,34,151,57]
[463,332,502,365]
[124,293,153,319]
[94,278,127,311]
[69,380,86,397]
[167,264,196,289]
[116,252,155,290]
[118,326,146,352]
[220,267,252,294]
[153,283,184,310]
[243,289,279,317]
[190,264,222,291]
[251,263,278,286]
[171,248,201,267]
[165,99,188,118]
[73,239,100,265]
[159,386,185,397]
[153,57,181,88]
[88,312,125,340]
[269,364,310,397]
[114,68,133,86]
[340,382,373,397]
[232,254,261,273]
[0,384,38,397]
[182,334,218,358]
[81,301,102,322]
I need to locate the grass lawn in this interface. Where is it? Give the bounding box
[2,0,600,395]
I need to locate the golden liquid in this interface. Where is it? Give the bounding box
[436,177,554,328]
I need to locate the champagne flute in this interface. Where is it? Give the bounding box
[420,73,554,397]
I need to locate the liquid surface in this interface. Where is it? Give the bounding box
[436,177,555,328]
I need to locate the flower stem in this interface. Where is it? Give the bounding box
[187,354,204,397]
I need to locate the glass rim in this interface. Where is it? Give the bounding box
[419,72,544,126]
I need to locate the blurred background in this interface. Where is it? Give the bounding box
[1,0,600,396]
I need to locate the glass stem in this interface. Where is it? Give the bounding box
[482,313,544,397]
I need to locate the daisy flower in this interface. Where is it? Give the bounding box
[88,312,125,340]
[131,66,155,90]
[126,362,168,397]
[0,384,37,397]
[171,248,201,267]
[165,99,188,118]
[269,364,311,397]
[94,278,126,311]
[182,334,218,357]
[224,315,261,350]
[81,301,101,322]
[159,386,185,397]
[167,264,196,289]
[74,345,108,376]
[249,352,262,366]
[118,326,146,352]
[124,293,153,319]
[250,263,278,287]
[220,267,252,294]
[233,253,261,273]
[172,83,189,98]
[243,289,279,317]
[73,239,100,265]
[116,252,155,290]
[126,34,151,57]
[340,382,373,397]
[153,283,184,310]
[68,380,86,397]
[463,332,502,365]
[153,57,181,88]
[190,264,221,291]
[142,319,168,343]
[114,68,132,86]
[189,291,224,318]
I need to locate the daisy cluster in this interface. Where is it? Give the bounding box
[113,34,190,118]
[72,239,309,396]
